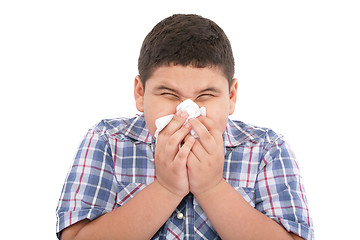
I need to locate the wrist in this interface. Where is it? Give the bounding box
[153,179,189,201]
[192,178,226,200]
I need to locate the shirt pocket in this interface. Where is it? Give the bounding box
[224,144,259,208]
[233,185,256,207]
[115,182,147,206]
[225,172,256,207]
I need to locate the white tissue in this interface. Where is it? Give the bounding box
[154,99,206,139]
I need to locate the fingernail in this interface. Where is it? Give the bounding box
[181,112,188,118]
[185,122,191,128]
[176,110,182,116]
[188,136,195,142]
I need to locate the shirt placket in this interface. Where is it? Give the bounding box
[167,194,190,239]
[185,194,194,240]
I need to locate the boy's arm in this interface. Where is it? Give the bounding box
[62,112,194,240]
[193,180,303,240]
[62,180,184,240]
[188,117,308,240]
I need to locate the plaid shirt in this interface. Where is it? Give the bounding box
[56,114,314,239]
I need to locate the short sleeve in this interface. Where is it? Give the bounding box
[255,136,314,240]
[55,128,119,239]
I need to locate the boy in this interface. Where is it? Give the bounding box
[56,14,313,239]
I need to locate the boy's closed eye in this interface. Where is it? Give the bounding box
[160,92,181,99]
[195,94,215,100]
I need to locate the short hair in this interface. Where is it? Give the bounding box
[138,14,235,88]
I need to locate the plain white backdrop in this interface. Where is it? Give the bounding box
[1,1,359,239]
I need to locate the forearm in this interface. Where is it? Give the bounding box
[194,179,296,240]
[74,180,183,240]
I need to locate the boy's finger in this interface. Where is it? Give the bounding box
[197,116,223,141]
[196,116,216,131]
[192,116,223,144]
[171,122,192,143]
[189,118,215,151]
[190,139,208,162]
[160,110,189,137]
[165,123,192,154]
[173,136,195,164]
[186,150,200,169]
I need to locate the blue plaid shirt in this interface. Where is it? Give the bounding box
[56,114,314,239]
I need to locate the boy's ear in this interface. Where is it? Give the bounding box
[229,78,238,115]
[134,75,145,112]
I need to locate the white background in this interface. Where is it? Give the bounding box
[1,1,359,239]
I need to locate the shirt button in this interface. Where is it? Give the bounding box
[177,212,184,220]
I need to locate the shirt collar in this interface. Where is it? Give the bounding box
[223,119,265,147]
[118,114,154,144]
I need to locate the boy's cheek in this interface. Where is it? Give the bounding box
[145,100,179,118]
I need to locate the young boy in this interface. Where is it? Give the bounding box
[56,14,313,239]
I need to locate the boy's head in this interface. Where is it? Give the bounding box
[138,14,235,88]
[134,14,238,138]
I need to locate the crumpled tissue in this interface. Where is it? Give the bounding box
[154,99,206,139]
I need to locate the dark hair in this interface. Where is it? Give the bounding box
[138,14,235,88]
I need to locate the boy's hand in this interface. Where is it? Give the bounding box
[187,116,225,196]
[154,110,195,198]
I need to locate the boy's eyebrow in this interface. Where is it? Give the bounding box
[197,87,222,94]
[154,85,180,94]
[154,85,222,94]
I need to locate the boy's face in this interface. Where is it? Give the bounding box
[134,65,238,138]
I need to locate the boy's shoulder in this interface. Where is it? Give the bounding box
[90,114,152,143]
[225,119,283,147]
